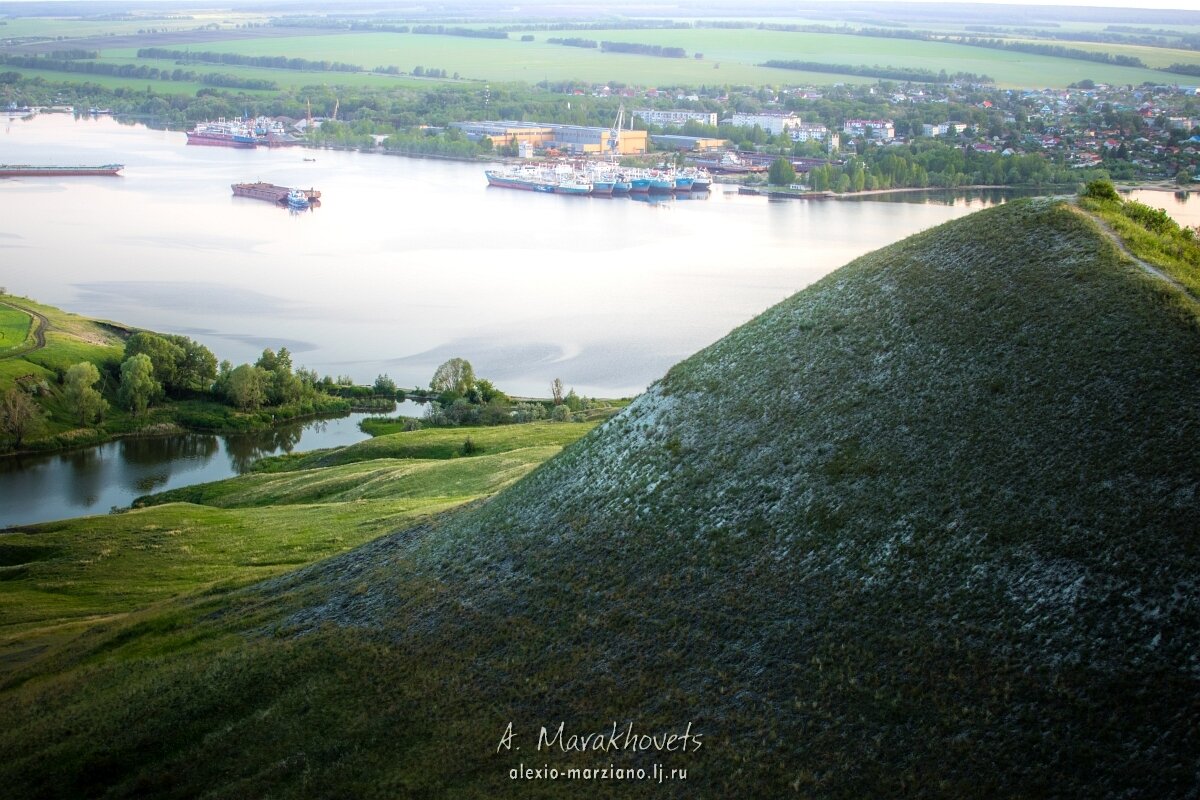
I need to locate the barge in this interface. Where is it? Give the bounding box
[231,182,321,205]
[0,164,123,177]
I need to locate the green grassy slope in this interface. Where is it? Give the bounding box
[1,200,1197,798]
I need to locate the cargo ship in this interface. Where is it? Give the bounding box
[231,182,321,205]
[252,117,302,148]
[0,164,123,177]
[187,119,257,149]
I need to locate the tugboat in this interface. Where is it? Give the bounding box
[286,189,310,210]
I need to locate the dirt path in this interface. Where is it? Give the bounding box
[1072,206,1197,302]
[0,300,49,360]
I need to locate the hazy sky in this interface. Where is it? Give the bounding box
[2,0,1198,11]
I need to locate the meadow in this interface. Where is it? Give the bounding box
[0,305,34,357]
[10,14,1200,91]
[121,28,1187,88]
[0,420,597,678]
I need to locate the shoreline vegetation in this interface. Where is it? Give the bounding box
[0,294,627,461]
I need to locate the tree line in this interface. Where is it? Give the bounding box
[761,60,993,85]
[411,25,507,40]
[137,48,363,74]
[0,330,357,451]
[600,41,687,58]
[801,141,1092,193]
[547,37,598,49]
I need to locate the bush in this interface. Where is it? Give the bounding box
[1122,201,1178,236]
[1080,179,1120,202]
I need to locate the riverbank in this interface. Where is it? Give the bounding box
[0,294,358,459]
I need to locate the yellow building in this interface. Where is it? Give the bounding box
[453,121,647,155]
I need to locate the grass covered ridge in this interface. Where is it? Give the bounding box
[0,200,1197,798]
[0,422,594,693]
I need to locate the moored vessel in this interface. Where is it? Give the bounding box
[648,171,675,194]
[233,182,321,205]
[688,168,713,192]
[187,119,257,148]
[0,164,123,177]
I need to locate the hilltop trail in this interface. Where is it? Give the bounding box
[0,299,48,360]
[1072,204,1198,303]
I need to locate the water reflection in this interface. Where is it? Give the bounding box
[224,423,306,473]
[59,447,106,506]
[119,433,219,465]
[0,412,376,528]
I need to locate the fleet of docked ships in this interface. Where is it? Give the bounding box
[485,162,712,196]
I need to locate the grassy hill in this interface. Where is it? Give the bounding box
[1,199,1197,798]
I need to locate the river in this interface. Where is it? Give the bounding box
[3,112,1198,526]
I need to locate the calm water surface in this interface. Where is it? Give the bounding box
[4,113,1008,398]
[0,411,392,527]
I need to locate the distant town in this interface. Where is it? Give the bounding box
[436,81,1200,186]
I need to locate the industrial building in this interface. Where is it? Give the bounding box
[452,120,648,155]
[650,134,728,151]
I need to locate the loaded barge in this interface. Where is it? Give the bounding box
[0,164,123,177]
[232,182,321,206]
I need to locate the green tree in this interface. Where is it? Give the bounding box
[63,362,107,425]
[119,353,160,416]
[431,358,475,397]
[373,373,398,396]
[474,378,507,404]
[169,336,217,392]
[0,388,44,447]
[226,364,269,410]
[768,157,797,186]
[124,332,183,391]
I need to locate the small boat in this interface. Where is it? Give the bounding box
[303,157,317,162]
[286,189,310,209]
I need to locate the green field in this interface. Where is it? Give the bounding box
[0,295,124,394]
[101,28,1198,88]
[1008,37,1200,70]
[0,66,224,95]
[0,305,33,356]
[9,15,1200,89]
